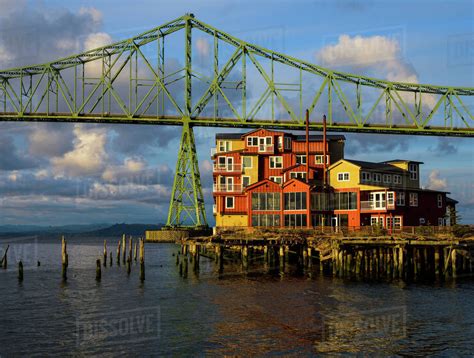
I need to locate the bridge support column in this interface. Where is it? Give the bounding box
[165,121,208,229]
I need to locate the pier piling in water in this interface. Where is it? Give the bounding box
[177,234,474,282]
[1,244,9,269]
[116,239,121,266]
[18,261,23,282]
[139,238,145,282]
[61,236,68,281]
[96,259,101,281]
[103,240,107,267]
[122,234,126,265]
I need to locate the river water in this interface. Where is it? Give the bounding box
[0,236,473,356]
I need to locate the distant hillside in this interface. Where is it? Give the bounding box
[81,223,163,237]
[0,223,163,238]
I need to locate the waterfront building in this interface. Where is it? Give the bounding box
[212,128,456,230]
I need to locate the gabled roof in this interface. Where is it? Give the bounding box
[244,178,281,191]
[282,178,310,188]
[446,196,458,205]
[281,163,321,173]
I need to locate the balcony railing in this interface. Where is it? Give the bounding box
[213,184,243,193]
[213,164,243,173]
[360,200,395,211]
[258,144,274,153]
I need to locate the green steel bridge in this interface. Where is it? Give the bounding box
[0,14,472,228]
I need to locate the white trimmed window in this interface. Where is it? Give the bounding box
[247,137,258,147]
[387,192,395,206]
[409,192,418,207]
[337,172,350,182]
[296,155,307,165]
[437,194,443,208]
[270,176,283,184]
[242,176,250,188]
[218,140,231,152]
[383,174,391,184]
[315,155,329,164]
[290,172,307,180]
[396,192,405,206]
[393,175,402,184]
[284,137,292,150]
[438,217,446,226]
[409,163,418,180]
[278,136,283,149]
[225,196,235,209]
[373,173,382,182]
[361,171,371,182]
[242,157,252,169]
[269,156,283,169]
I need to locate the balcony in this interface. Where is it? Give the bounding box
[360,200,395,212]
[213,184,243,193]
[258,144,274,153]
[213,163,243,173]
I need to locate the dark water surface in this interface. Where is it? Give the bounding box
[0,236,473,356]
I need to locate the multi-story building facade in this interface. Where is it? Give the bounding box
[212,128,456,230]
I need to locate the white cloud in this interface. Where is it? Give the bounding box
[102,157,147,182]
[426,170,447,191]
[79,7,103,27]
[316,34,436,108]
[51,125,108,177]
[84,32,112,51]
[8,171,19,182]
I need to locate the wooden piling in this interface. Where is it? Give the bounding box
[18,261,23,282]
[96,259,101,281]
[139,238,145,282]
[434,247,441,277]
[122,234,126,265]
[1,244,9,269]
[109,251,113,267]
[103,240,107,267]
[134,242,138,262]
[451,249,457,278]
[116,239,121,266]
[128,237,133,263]
[61,236,68,281]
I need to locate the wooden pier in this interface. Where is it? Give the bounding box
[178,233,474,281]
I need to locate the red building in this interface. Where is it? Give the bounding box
[212,128,456,230]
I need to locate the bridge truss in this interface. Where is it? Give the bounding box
[0,14,472,228]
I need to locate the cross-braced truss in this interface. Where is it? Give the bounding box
[0,13,472,136]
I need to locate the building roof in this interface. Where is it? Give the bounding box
[293,134,345,141]
[215,130,345,141]
[383,159,424,164]
[446,196,459,205]
[215,133,244,140]
[342,159,405,173]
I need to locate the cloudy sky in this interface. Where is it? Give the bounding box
[0,0,473,226]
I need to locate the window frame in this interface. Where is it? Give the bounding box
[246,136,258,147]
[409,163,418,180]
[383,174,392,184]
[269,176,283,184]
[315,154,329,165]
[242,176,251,188]
[437,194,443,208]
[242,156,252,169]
[393,175,402,184]
[337,172,350,182]
[409,192,418,207]
[296,155,307,165]
[269,156,283,169]
[225,196,235,209]
[361,171,371,182]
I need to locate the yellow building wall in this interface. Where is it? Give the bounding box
[215,214,248,227]
[242,155,259,185]
[216,139,244,152]
[387,161,409,170]
[328,161,361,189]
